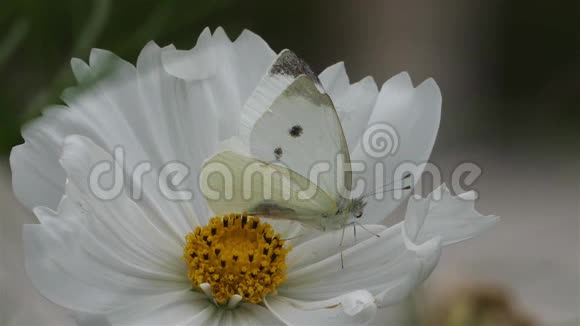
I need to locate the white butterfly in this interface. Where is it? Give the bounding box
[201,50,408,232]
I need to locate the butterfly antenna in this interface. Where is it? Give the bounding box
[362,185,412,199]
[280,233,305,241]
[361,173,412,198]
[371,172,411,194]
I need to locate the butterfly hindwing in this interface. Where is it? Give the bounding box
[201,150,337,228]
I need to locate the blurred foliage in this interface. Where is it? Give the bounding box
[0,0,323,155]
[491,1,580,149]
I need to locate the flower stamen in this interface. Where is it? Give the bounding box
[183,213,290,304]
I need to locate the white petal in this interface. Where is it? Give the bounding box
[319,62,379,150]
[227,295,243,309]
[106,290,216,325]
[162,27,216,80]
[200,283,216,305]
[405,184,499,246]
[70,57,91,83]
[24,135,193,313]
[224,303,284,326]
[333,76,379,150]
[10,109,68,210]
[285,224,386,271]
[13,47,203,228]
[372,275,418,308]
[24,222,190,314]
[135,29,276,223]
[351,73,442,224]
[281,223,441,305]
[318,62,349,100]
[231,29,277,104]
[265,290,377,326]
[208,27,276,140]
[139,40,225,225]
[10,28,275,224]
[60,134,193,247]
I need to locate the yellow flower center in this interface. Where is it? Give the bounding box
[183,213,290,304]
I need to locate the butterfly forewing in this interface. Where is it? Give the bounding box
[243,50,352,203]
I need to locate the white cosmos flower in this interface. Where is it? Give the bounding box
[10,27,498,325]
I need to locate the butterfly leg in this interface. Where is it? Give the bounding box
[339,225,347,269]
[280,233,305,241]
[354,221,381,238]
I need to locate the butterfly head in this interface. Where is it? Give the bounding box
[349,197,367,219]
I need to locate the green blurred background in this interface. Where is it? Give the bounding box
[1,1,578,325]
[1,0,578,155]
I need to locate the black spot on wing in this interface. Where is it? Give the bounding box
[289,125,303,138]
[269,50,318,81]
[274,147,283,159]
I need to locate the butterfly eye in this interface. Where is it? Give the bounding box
[355,212,363,218]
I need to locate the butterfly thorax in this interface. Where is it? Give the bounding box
[343,197,367,219]
[321,197,367,230]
